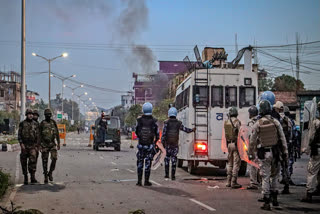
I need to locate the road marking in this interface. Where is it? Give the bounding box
[111,169,119,172]
[6,153,20,208]
[189,198,216,212]
[150,180,162,186]
[99,156,104,160]
[111,162,117,165]
[127,169,135,173]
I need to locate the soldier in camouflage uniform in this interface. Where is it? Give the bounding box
[249,100,288,211]
[301,101,320,203]
[224,106,242,189]
[33,110,40,161]
[40,109,60,183]
[18,109,40,185]
[161,107,195,180]
[135,102,159,186]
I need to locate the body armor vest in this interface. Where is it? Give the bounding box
[165,119,182,146]
[258,118,278,147]
[41,120,57,144]
[138,116,156,145]
[224,118,238,142]
[21,120,37,144]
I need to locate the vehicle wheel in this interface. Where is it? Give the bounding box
[238,161,247,176]
[218,161,227,169]
[93,144,96,150]
[177,159,183,168]
[187,161,197,174]
[114,145,121,151]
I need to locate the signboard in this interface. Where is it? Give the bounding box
[71,120,74,125]
[57,114,62,119]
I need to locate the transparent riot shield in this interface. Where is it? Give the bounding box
[301,97,317,154]
[152,141,166,170]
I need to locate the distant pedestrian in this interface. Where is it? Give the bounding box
[135,102,159,186]
[161,107,195,180]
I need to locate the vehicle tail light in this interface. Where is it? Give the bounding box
[117,130,120,136]
[195,142,208,155]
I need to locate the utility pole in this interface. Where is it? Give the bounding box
[20,0,26,121]
[235,33,238,54]
[296,33,300,91]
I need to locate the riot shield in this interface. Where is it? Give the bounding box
[152,141,166,170]
[301,97,317,154]
[237,125,260,169]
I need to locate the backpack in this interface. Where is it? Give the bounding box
[259,118,278,147]
[224,118,238,142]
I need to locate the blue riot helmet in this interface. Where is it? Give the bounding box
[296,125,300,131]
[142,102,153,115]
[260,91,276,106]
[168,107,178,117]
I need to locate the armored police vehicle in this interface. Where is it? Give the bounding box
[175,59,258,175]
[93,116,121,151]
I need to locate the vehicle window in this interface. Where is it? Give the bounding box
[225,86,237,108]
[183,87,190,107]
[108,118,119,129]
[211,86,223,107]
[193,86,209,107]
[240,87,256,107]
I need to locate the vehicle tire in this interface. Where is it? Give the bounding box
[218,161,227,169]
[93,144,96,150]
[115,145,121,151]
[238,161,247,176]
[177,159,183,168]
[187,161,197,174]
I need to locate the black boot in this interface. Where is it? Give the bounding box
[281,184,290,194]
[271,191,279,206]
[171,167,176,180]
[165,164,169,179]
[260,196,271,211]
[144,173,152,186]
[136,174,142,186]
[24,174,28,185]
[44,172,48,184]
[30,173,38,184]
[301,192,312,203]
[48,171,53,182]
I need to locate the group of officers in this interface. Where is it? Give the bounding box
[18,108,60,185]
[135,91,320,211]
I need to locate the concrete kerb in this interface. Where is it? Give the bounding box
[0,144,20,152]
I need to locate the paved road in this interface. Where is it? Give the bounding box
[1,132,319,214]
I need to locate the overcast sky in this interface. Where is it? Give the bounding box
[0,0,319,111]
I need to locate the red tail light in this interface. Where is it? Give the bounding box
[117,130,120,136]
[195,142,208,155]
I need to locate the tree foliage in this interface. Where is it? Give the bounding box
[112,105,127,127]
[125,104,142,127]
[272,74,305,91]
[153,98,174,123]
[258,78,274,91]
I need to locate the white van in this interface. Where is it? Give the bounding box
[175,66,258,175]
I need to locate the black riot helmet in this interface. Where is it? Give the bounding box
[259,100,272,116]
[248,105,258,119]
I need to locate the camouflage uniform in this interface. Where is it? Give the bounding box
[40,118,60,181]
[18,117,40,181]
[247,117,259,189]
[161,118,194,180]
[224,116,242,188]
[249,114,288,210]
[301,117,320,202]
[136,115,159,186]
[33,110,40,162]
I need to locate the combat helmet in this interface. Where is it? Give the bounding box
[248,105,258,118]
[25,109,33,116]
[259,100,272,116]
[229,106,238,117]
[44,108,52,115]
[33,109,39,116]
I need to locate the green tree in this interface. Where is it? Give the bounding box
[112,105,127,127]
[153,98,174,123]
[272,74,305,91]
[258,78,274,91]
[125,104,142,127]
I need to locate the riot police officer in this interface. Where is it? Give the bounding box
[161,107,195,180]
[301,101,320,203]
[18,109,40,185]
[249,100,288,211]
[95,112,108,144]
[247,105,259,190]
[40,109,60,183]
[136,102,159,186]
[224,106,242,189]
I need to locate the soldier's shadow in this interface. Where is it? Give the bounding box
[145,186,193,198]
[18,183,66,194]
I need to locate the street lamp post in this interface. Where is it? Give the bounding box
[32,52,68,108]
[75,92,88,123]
[51,74,76,113]
[64,84,83,120]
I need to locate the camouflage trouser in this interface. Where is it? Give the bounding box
[137,144,154,180]
[41,146,58,174]
[306,155,320,193]
[164,145,179,177]
[227,143,241,178]
[259,151,280,197]
[249,163,259,186]
[20,147,37,175]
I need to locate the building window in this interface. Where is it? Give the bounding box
[211,86,223,107]
[225,86,237,108]
[0,90,4,97]
[239,87,256,107]
[193,86,209,107]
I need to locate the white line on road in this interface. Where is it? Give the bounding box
[99,156,104,160]
[150,180,162,186]
[126,169,135,173]
[111,162,117,165]
[189,198,216,212]
[111,169,119,172]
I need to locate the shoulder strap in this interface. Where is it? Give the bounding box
[229,118,236,129]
